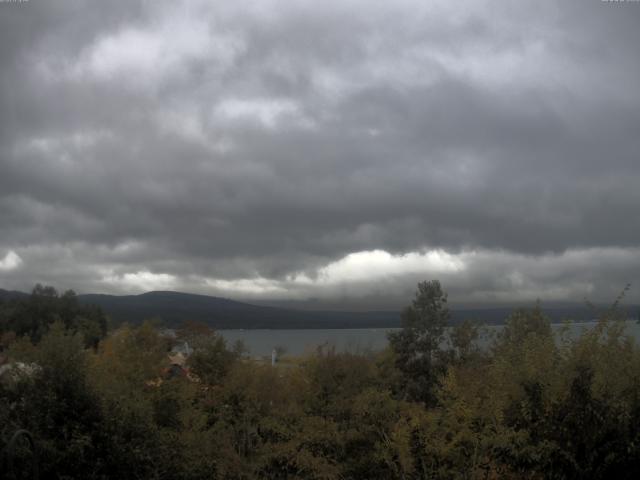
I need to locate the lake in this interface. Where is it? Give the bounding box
[219,320,640,357]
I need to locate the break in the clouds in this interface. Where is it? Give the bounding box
[1,0,639,306]
[0,251,22,272]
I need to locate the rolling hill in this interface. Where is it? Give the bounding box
[77,291,401,329]
[3,288,637,329]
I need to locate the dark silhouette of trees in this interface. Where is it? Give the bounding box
[388,280,450,405]
[0,285,107,348]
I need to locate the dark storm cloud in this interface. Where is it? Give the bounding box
[1,0,639,304]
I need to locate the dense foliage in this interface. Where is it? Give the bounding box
[2,282,640,479]
[0,285,108,348]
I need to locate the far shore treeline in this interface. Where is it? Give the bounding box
[2,281,640,479]
[2,286,633,330]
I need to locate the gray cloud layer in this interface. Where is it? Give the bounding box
[1,0,639,306]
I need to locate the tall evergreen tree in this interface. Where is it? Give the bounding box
[388,280,449,405]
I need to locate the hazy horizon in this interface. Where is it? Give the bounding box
[5,284,638,315]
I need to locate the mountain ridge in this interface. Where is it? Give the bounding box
[3,288,638,329]
[77,290,400,329]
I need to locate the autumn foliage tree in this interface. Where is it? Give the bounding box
[3,282,640,479]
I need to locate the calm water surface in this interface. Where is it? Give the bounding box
[219,320,640,357]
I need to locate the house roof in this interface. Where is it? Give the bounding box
[168,352,186,366]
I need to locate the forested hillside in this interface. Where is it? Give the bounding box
[78,291,401,329]
[3,287,630,330]
[1,282,640,479]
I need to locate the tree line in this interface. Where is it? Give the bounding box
[1,281,640,479]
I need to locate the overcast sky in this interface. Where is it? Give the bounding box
[1,0,639,308]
